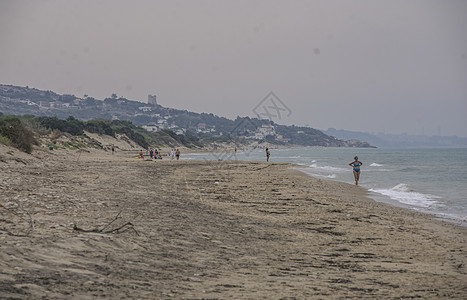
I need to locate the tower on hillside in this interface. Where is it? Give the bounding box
[148,94,157,105]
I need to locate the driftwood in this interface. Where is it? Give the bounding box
[0,202,34,236]
[73,210,139,235]
[19,202,34,234]
[76,148,91,161]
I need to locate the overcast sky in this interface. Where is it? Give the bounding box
[1,0,466,137]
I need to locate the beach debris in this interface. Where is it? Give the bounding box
[18,201,34,234]
[73,210,139,235]
[0,201,34,236]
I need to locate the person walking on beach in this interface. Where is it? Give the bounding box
[266,148,270,162]
[170,149,175,160]
[175,149,180,160]
[149,148,154,159]
[349,156,362,186]
[111,144,115,155]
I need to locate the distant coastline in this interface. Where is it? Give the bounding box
[1,84,375,149]
[324,128,467,149]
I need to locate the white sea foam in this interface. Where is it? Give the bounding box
[370,163,383,167]
[304,172,337,180]
[369,183,442,208]
[310,164,347,172]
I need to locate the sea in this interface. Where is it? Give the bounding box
[184,148,467,226]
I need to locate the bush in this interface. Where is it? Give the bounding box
[0,115,35,153]
[85,119,115,136]
[39,116,84,136]
[0,134,11,146]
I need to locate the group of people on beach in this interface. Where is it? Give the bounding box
[139,148,181,160]
[171,148,181,160]
[147,148,163,159]
[124,143,361,184]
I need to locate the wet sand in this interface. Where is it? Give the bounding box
[1,147,466,299]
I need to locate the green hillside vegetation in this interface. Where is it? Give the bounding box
[37,116,203,149]
[0,114,203,153]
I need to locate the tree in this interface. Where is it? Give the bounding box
[111,93,117,99]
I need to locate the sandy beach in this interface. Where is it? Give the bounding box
[1,146,466,299]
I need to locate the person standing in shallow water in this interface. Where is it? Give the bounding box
[266,148,270,162]
[349,156,363,186]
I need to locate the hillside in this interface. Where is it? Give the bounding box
[0,84,374,148]
[0,114,205,156]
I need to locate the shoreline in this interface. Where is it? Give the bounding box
[1,147,466,298]
[291,166,467,228]
[183,148,467,229]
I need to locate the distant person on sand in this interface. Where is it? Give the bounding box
[139,150,144,159]
[111,144,115,155]
[266,148,270,162]
[349,156,363,186]
[149,148,154,159]
[170,149,175,160]
[175,149,180,160]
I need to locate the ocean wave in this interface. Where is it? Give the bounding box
[304,172,337,180]
[370,163,383,167]
[309,164,347,172]
[369,183,441,208]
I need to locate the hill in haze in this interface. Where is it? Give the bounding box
[324,128,467,148]
[0,84,374,148]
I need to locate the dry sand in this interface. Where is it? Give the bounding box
[0,146,466,299]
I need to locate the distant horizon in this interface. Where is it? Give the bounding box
[321,127,467,139]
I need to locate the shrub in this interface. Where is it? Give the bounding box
[85,119,115,136]
[0,134,11,146]
[0,115,35,153]
[39,116,84,136]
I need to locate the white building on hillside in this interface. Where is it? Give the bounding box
[252,124,276,140]
[142,124,158,132]
[138,106,152,112]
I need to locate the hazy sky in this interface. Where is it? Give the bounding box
[1,0,466,137]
